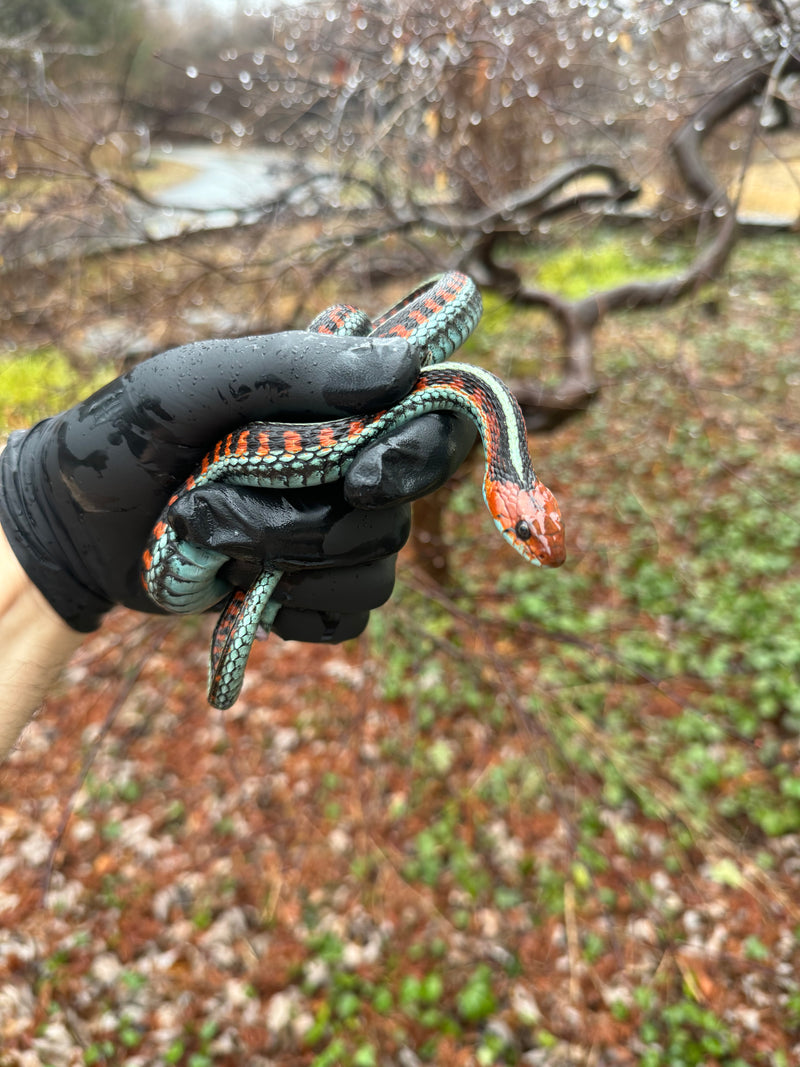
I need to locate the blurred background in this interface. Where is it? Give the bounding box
[1,2,800,1065]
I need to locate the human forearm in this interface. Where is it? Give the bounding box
[0,529,83,759]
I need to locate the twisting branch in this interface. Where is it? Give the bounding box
[472,52,800,431]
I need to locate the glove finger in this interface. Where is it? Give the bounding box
[273,557,398,612]
[344,410,477,508]
[221,555,398,615]
[271,608,370,644]
[168,483,411,568]
[120,332,419,451]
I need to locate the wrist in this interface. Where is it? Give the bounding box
[0,425,112,631]
[0,527,85,758]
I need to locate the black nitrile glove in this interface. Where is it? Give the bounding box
[0,333,475,643]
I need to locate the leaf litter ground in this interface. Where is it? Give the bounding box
[2,235,800,1066]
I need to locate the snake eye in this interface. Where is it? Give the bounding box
[515,519,532,541]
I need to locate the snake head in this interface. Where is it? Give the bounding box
[489,478,566,568]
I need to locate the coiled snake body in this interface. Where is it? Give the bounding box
[142,272,566,708]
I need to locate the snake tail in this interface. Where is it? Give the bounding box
[208,570,281,707]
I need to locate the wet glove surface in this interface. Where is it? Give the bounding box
[0,333,475,639]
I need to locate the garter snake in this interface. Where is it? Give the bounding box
[142,272,566,708]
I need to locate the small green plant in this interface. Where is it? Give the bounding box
[456,965,498,1024]
[638,996,746,1067]
[164,1041,186,1064]
[84,1042,115,1065]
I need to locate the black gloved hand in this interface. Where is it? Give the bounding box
[0,332,475,642]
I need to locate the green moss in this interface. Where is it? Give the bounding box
[0,348,114,433]
[532,234,693,299]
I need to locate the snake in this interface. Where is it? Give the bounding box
[141,272,566,709]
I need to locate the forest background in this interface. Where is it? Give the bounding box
[1,1,800,1065]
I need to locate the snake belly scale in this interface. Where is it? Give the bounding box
[142,272,566,709]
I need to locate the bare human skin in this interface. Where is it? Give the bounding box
[0,530,83,759]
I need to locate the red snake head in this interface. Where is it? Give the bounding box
[488,478,566,568]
